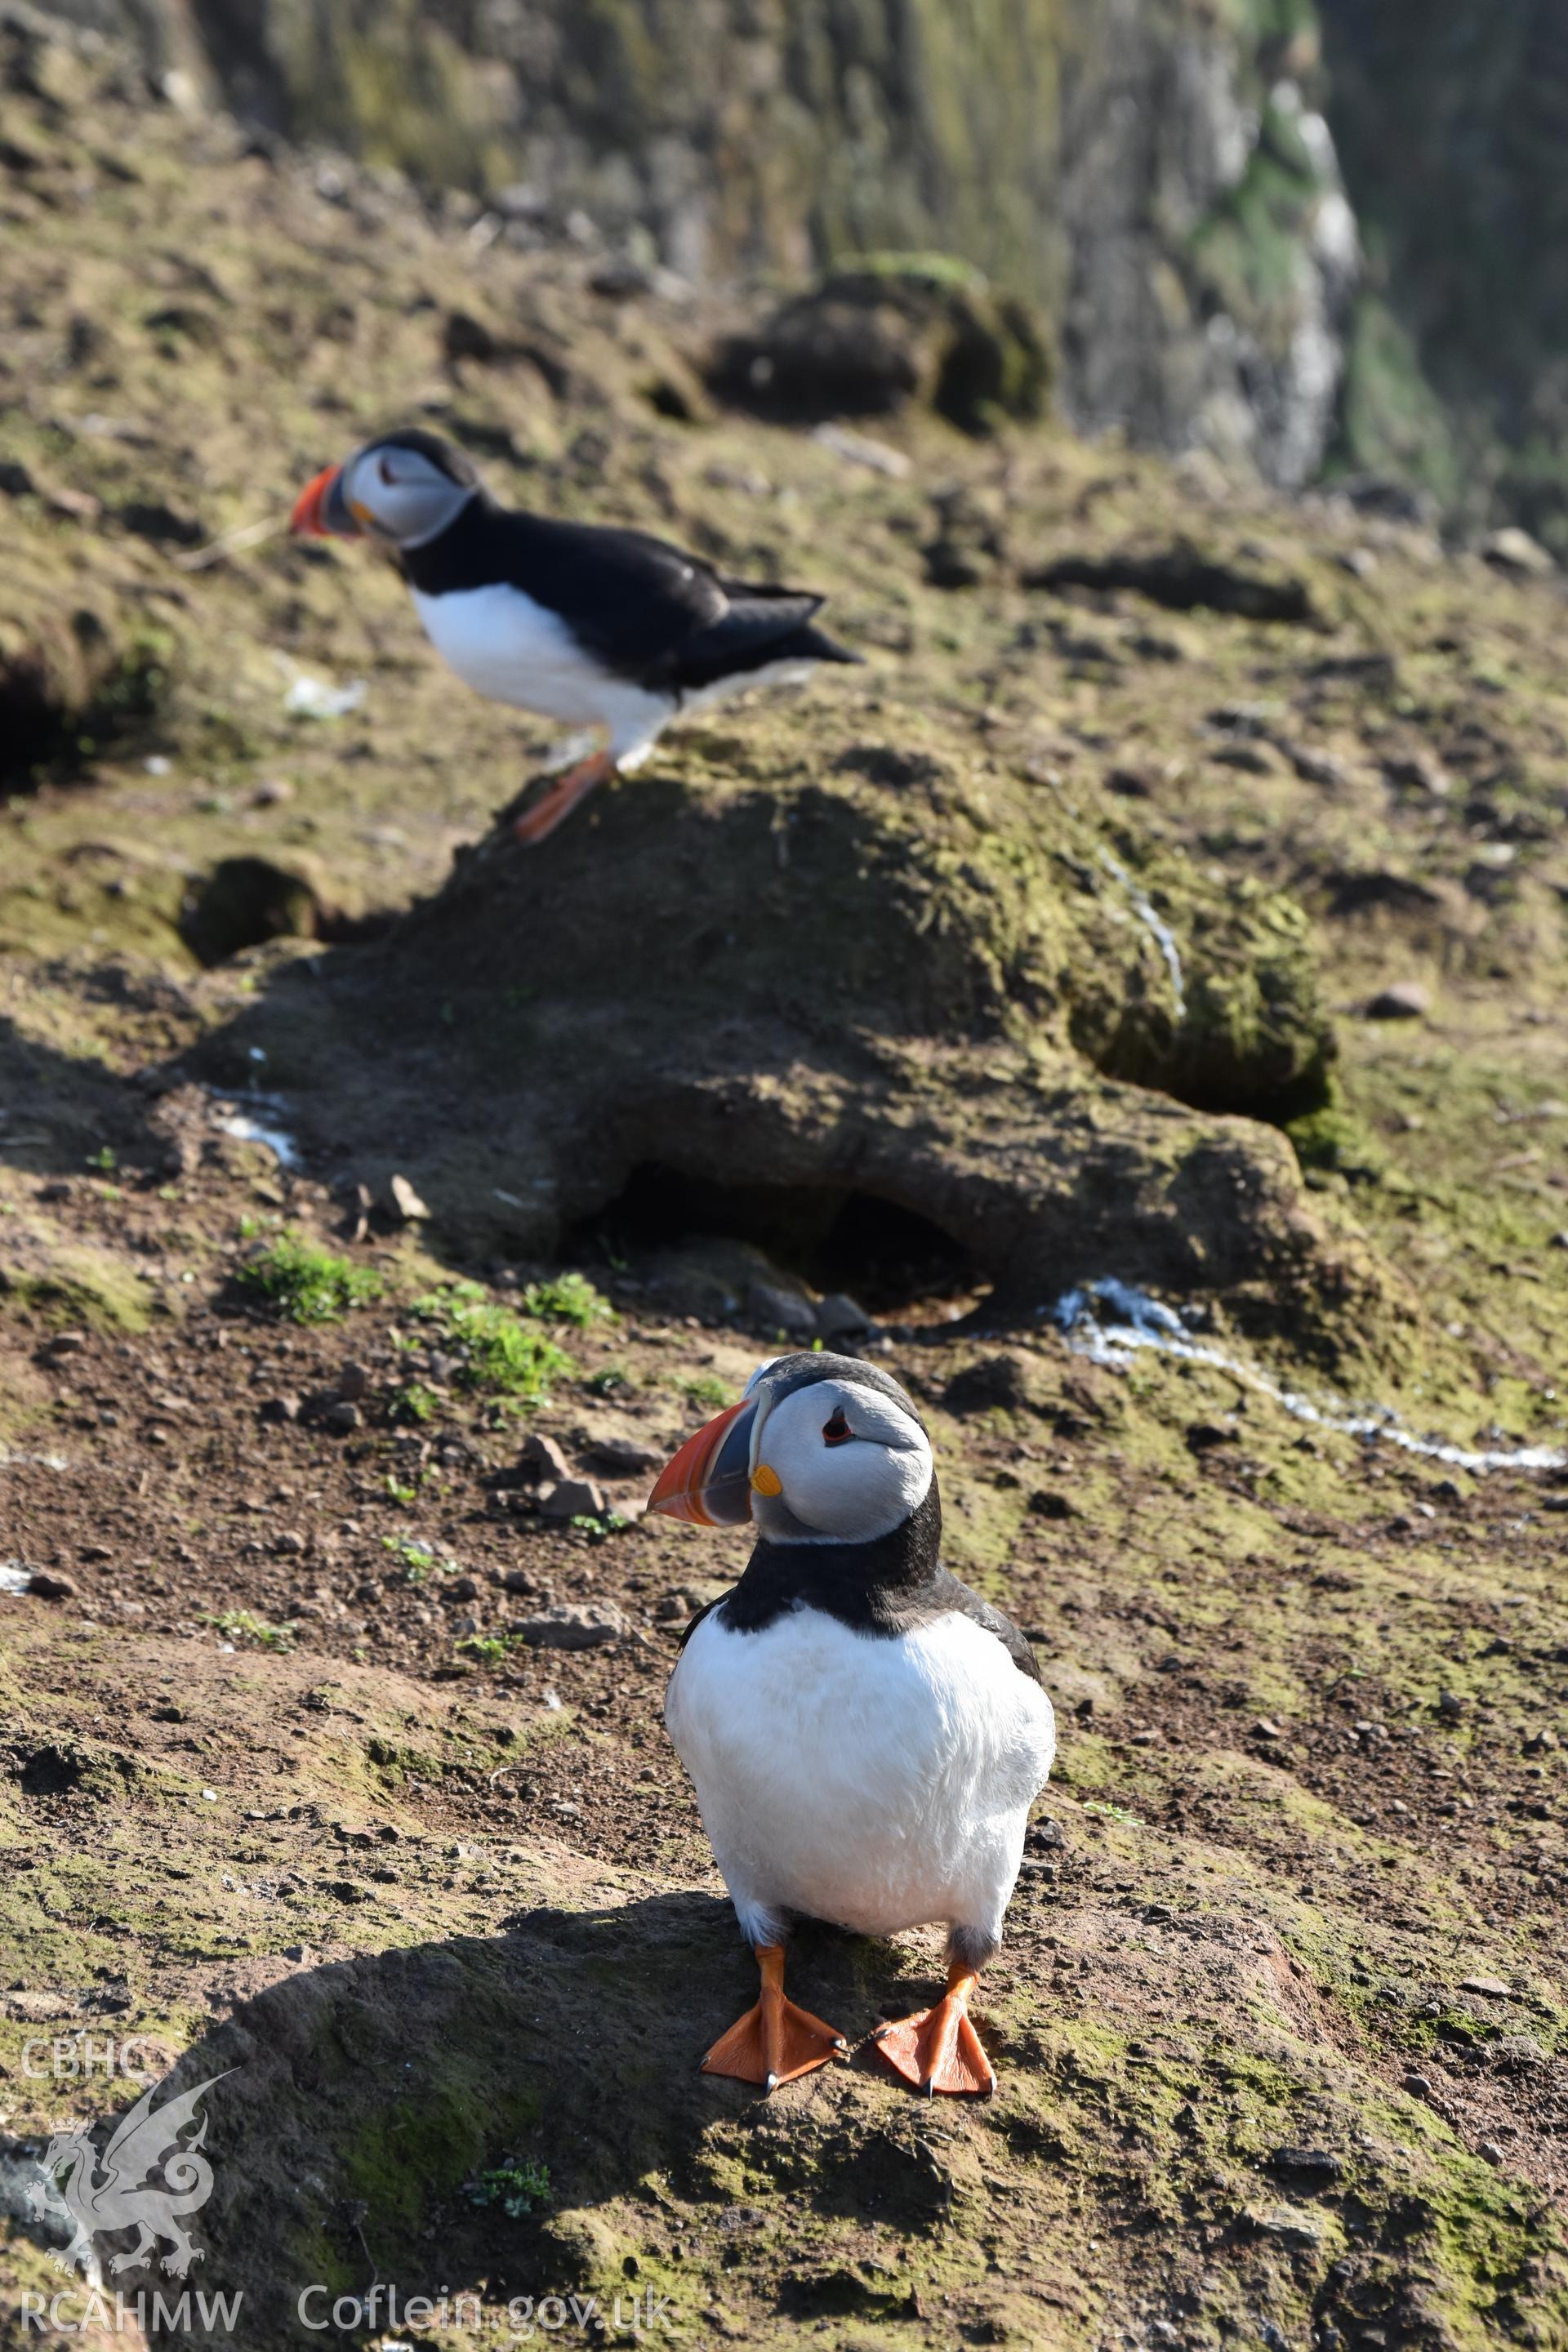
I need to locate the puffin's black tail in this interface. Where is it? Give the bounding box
[787,622,863,667]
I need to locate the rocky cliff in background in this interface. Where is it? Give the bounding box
[21,0,1568,541]
[30,0,1361,490]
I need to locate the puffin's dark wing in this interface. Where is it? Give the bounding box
[660,596,852,693]
[933,1570,1044,1685]
[403,501,728,676]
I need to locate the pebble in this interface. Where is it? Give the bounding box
[28,1570,78,1600]
[336,1361,370,1401]
[518,1432,572,1483]
[1252,1718,1284,1740]
[386,1173,430,1223]
[1365,981,1432,1021]
[509,1602,627,1650]
[1401,2071,1433,2097]
[258,1394,301,1424]
[583,1434,662,1475]
[323,1400,363,1433]
[273,1530,307,1556]
[1478,2140,1505,2166]
[1481,526,1555,577]
[1459,1975,1512,1998]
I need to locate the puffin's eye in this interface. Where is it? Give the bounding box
[822,1406,852,1447]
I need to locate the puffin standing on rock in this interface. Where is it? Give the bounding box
[648,1351,1056,2097]
[289,430,861,844]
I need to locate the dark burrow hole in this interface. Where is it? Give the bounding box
[570,1162,978,1314]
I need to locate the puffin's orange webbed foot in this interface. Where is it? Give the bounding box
[872,1965,996,2097]
[513,751,616,846]
[701,1944,848,2091]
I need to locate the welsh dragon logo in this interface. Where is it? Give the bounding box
[33,2072,230,2278]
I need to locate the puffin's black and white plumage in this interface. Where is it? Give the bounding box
[648,1350,1056,2097]
[290,429,861,843]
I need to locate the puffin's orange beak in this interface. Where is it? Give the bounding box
[290,464,346,537]
[647,1397,758,1527]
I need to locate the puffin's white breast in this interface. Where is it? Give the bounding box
[409,582,672,755]
[666,1605,1055,1942]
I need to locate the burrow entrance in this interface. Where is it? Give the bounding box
[569,1162,978,1316]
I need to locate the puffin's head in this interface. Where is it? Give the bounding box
[289,429,479,550]
[647,1351,933,1546]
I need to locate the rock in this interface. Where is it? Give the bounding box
[1549,1232,1568,1251]
[1264,2147,1344,2183]
[809,422,911,479]
[710,266,1049,437]
[1246,2204,1324,2246]
[336,1361,370,1401]
[38,1329,87,1363]
[518,1432,572,1483]
[509,1602,627,1649]
[815,1291,872,1339]
[746,1280,817,1339]
[273,1530,307,1556]
[1401,2072,1433,2096]
[582,1434,662,1475]
[1365,981,1432,1021]
[1481,527,1555,577]
[1459,1976,1512,1998]
[1027,1490,1075,1521]
[441,1575,479,1603]
[1437,1690,1468,1719]
[387,1173,430,1223]
[323,1400,362,1434]
[1478,2140,1505,2167]
[1490,2034,1546,2072]
[28,1570,77,1600]
[1521,1727,1557,1753]
[536,1477,610,1521]
[258,1393,301,1424]
[1252,1719,1284,1740]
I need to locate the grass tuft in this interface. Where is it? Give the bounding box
[235,1233,383,1325]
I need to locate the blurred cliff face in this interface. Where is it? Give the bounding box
[27,0,1566,543]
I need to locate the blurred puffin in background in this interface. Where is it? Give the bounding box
[290,429,860,844]
[649,1350,1056,2097]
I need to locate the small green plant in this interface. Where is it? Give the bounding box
[455,1633,518,1666]
[381,1536,461,1583]
[382,1474,418,1507]
[394,1382,439,1424]
[412,1282,571,1405]
[236,1233,382,1325]
[86,1145,117,1173]
[584,1365,633,1396]
[1081,1800,1145,1828]
[207,1609,296,1651]
[520,1272,612,1328]
[569,1512,630,1541]
[677,1374,730,1411]
[466,2159,550,2218]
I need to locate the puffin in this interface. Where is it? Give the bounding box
[648,1350,1056,2097]
[288,429,861,844]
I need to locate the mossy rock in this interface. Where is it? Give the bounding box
[708,266,1051,435]
[213,728,1389,1359]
